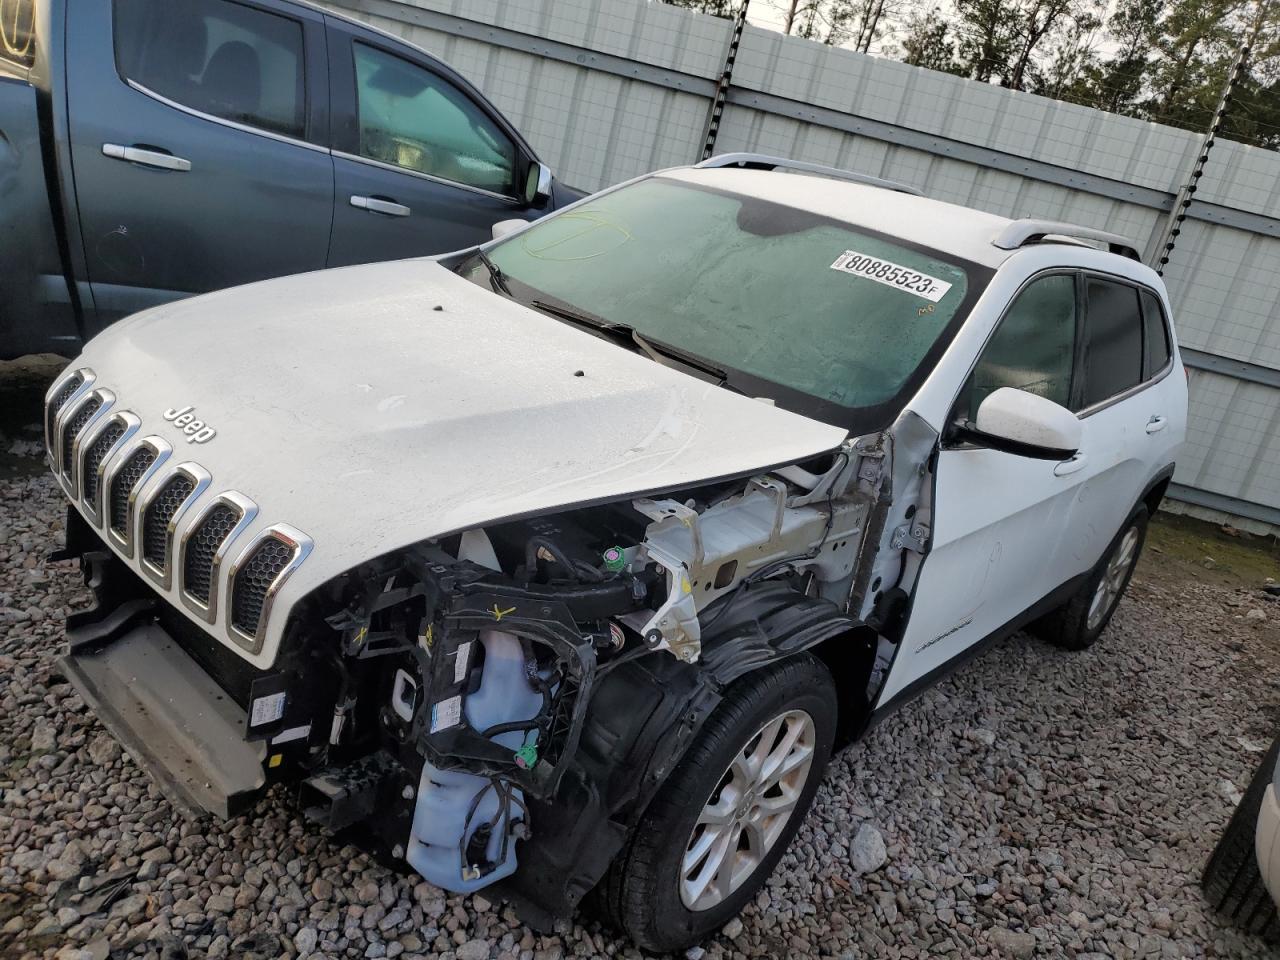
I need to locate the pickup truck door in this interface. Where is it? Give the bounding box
[65,0,333,329]
[324,18,538,268]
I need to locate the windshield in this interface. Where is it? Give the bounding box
[466,176,985,429]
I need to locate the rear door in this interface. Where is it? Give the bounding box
[1052,275,1182,571]
[324,18,533,267]
[66,0,333,328]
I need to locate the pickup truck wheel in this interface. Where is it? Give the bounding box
[601,653,837,952]
[1034,505,1148,651]
[1202,734,1280,943]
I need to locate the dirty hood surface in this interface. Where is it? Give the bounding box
[75,259,848,664]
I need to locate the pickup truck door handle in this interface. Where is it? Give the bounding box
[102,143,191,172]
[1145,415,1168,434]
[350,195,410,217]
[1053,453,1088,477]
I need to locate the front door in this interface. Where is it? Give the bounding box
[66,0,333,328]
[324,20,531,268]
[879,272,1088,703]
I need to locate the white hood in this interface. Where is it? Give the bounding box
[74,259,849,666]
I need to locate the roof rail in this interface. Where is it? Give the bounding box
[697,153,923,196]
[993,219,1141,261]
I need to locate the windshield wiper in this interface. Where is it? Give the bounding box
[475,249,512,297]
[530,299,730,384]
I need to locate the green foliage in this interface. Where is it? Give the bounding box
[659,0,1280,146]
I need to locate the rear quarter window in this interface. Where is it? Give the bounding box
[1140,290,1171,377]
[0,0,36,71]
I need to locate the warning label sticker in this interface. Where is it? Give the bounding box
[431,695,463,733]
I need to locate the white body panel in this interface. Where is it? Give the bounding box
[878,247,1186,704]
[70,259,848,668]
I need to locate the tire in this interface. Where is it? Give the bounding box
[1033,504,1148,650]
[600,653,837,952]
[1203,735,1280,944]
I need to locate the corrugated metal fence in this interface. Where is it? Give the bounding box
[325,0,1280,531]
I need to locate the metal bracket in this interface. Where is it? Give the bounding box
[890,521,928,553]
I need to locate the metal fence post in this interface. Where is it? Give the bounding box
[1149,8,1269,274]
[699,0,751,160]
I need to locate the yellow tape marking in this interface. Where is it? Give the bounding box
[492,604,517,622]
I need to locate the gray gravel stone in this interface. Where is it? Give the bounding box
[850,822,887,874]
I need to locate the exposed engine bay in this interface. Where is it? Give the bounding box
[59,415,937,925]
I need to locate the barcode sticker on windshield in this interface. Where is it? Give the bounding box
[830,250,953,303]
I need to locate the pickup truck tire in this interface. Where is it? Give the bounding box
[1034,504,1149,651]
[600,653,837,952]
[1202,734,1280,943]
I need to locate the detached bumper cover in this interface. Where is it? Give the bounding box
[59,623,267,819]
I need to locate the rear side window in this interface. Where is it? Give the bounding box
[956,274,1077,421]
[1080,278,1144,408]
[1140,290,1171,377]
[352,42,517,196]
[115,0,306,139]
[0,0,36,70]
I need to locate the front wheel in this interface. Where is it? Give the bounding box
[1034,504,1148,650]
[601,654,837,951]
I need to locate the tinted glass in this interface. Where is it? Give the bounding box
[0,0,35,70]
[115,0,306,139]
[1141,290,1171,377]
[473,177,974,416]
[956,274,1076,421]
[1081,279,1144,407]
[353,42,517,196]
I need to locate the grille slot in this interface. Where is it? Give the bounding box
[47,374,83,458]
[231,537,295,638]
[60,396,103,481]
[81,419,127,507]
[183,504,241,606]
[110,447,158,534]
[142,475,196,570]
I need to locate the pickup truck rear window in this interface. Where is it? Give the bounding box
[0,0,36,70]
[115,0,306,140]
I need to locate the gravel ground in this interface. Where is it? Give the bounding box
[3,365,1280,959]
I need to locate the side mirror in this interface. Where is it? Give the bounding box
[491,219,527,241]
[963,387,1081,460]
[523,160,553,206]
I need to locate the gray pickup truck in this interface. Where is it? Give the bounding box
[0,0,583,359]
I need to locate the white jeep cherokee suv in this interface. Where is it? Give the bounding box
[46,154,1186,950]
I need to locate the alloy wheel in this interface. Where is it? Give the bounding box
[1086,525,1140,632]
[678,708,816,911]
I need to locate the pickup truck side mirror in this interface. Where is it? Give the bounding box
[523,161,553,207]
[957,386,1082,460]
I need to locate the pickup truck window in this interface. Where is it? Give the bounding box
[352,41,517,197]
[115,0,306,140]
[0,0,35,70]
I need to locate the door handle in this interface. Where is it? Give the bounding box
[1054,453,1088,477]
[350,195,410,217]
[1145,415,1168,434]
[102,143,191,172]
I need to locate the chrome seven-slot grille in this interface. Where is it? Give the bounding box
[44,368,310,652]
